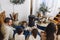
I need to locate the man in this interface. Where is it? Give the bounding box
[28,13,35,27]
[1,17,15,40]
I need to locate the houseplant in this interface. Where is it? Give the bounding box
[39,2,49,16]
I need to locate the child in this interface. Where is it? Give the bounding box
[28,29,41,40]
[15,28,25,40]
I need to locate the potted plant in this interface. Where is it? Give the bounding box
[39,2,49,16]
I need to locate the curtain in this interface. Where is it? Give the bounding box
[34,0,60,19]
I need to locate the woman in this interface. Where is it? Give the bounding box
[45,22,56,40]
[28,29,41,40]
[15,28,25,40]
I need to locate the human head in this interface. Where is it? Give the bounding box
[47,22,56,27]
[57,12,60,23]
[21,21,27,27]
[31,29,38,38]
[45,22,56,34]
[4,17,13,26]
[17,28,23,35]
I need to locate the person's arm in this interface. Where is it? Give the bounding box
[11,27,16,30]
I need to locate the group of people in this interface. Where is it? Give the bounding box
[0,17,40,40]
[0,17,60,40]
[0,12,60,40]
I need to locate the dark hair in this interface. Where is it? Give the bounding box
[57,24,60,35]
[45,22,56,40]
[21,21,27,26]
[31,29,38,38]
[45,22,56,33]
[4,17,12,23]
[17,28,23,35]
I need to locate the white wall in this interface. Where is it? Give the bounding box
[0,0,60,21]
[33,0,60,19]
[32,0,43,15]
[0,0,30,21]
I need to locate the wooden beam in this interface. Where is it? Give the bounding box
[30,0,33,15]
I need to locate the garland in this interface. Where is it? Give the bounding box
[10,0,25,4]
